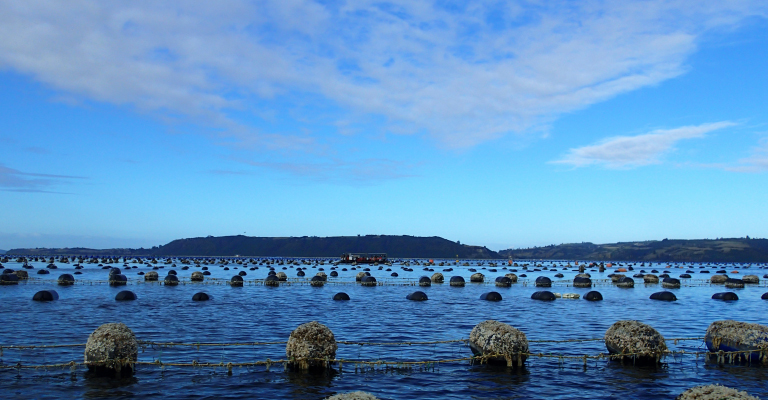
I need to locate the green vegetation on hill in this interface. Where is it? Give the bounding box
[152,235,498,258]
[498,238,768,262]
[6,235,499,259]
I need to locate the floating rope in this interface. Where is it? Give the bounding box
[1,348,766,371]
[0,337,707,351]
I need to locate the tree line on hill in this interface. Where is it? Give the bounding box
[497,238,768,262]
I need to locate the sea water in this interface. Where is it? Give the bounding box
[0,259,766,399]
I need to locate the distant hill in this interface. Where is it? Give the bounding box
[0,249,5,255]
[4,247,149,257]
[6,235,499,259]
[499,238,768,262]
[151,235,498,258]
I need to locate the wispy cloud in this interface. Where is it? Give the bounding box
[0,1,764,150]
[552,122,736,168]
[0,164,86,193]
[244,158,418,184]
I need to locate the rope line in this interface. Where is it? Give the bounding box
[1,348,765,371]
[0,337,706,351]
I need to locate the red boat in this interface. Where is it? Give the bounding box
[338,253,388,264]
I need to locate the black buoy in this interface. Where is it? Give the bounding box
[109,274,127,286]
[495,276,512,287]
[725,278,745,288]
[661,277,680,288]
[680,274,691,278]
[361,276,377,286]
[480,291,502,301]
[109,267,121,276]
[333,292,350,301]
[230,275,244,287]
[535,276,552,287]
[32,290,59,301]
[1,273,19,285]
[584,291,603,301]
[192,292,212,301]
[57,274,75,286]
[391,272,398,277]
[762,292,768,300]
[650,291,677,301]
[330,271,338,277]
[238,271,247,276]
[37,269,50,275]
[617,277,635,288]
[164,275,179,286]
[310,275,325,286]
[712,292,738,301]
[573,276,592,287]
[531,291,556,301]
[449,276,465,287]
[168,270,177,276]
[406,291,428,301]
[419,276,431,286]
[115,290,137,301]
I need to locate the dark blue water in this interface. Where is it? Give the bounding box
[1,259,767,399]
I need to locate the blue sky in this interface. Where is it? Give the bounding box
[1,1,767,251]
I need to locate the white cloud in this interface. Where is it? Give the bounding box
[552,122,737,168]
[0,1,765,149]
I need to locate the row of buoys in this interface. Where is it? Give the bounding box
[53,317,768,381]
[30,289,211,302]
[23,285,768,303]
[6,266,766,288]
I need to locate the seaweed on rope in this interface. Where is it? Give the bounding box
[2,348,767,372]
[0,336,708,352]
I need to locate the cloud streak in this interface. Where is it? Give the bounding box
[0,1,765,150]
[552,122,737,168]
[0,164,86,193]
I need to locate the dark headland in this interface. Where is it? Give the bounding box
[498,238,768,263]
[6,236,768,262]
